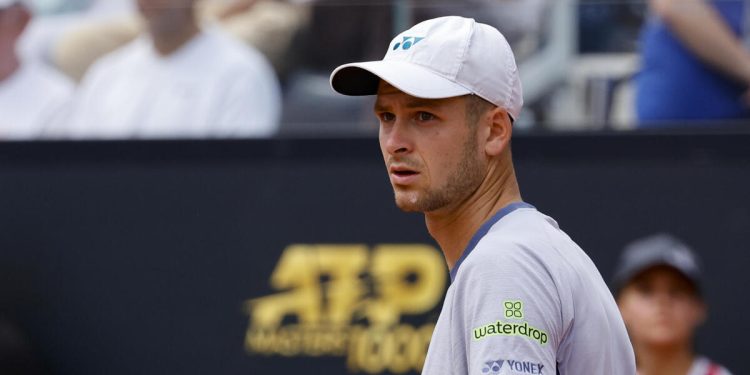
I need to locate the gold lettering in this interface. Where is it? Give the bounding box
[387,325,414,373]
[365,245,446,326]
[246,245,323,326]
[245,327,275,354]
[315,245,369,325]
[346,324,436,374]
[347,326,366,373]
[244,244,445,374]
[358,328,388,374]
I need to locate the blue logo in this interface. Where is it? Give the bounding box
[481,358,545,374]
[393,36,425,51]
[482,359,505,374]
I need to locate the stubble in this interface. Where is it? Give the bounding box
[394,133,484,213]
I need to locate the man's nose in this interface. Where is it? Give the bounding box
[383,119,412,155]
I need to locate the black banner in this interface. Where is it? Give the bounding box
[0,133,748,375]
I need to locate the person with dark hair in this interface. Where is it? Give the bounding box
[613,234,734,375]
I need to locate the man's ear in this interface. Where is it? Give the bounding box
[484,108,512,157]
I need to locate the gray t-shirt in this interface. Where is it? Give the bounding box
[422,202,636,375]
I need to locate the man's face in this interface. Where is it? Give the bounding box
[375,81,485,213]
[137,0,194,33]
[617,266,705,348]
[137,0,194,14]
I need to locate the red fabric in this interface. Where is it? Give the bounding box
[706,363,721,375]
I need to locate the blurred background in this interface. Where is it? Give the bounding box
[2,0,747,139]
[1,0,749,374]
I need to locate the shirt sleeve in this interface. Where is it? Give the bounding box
[451,240,563,375]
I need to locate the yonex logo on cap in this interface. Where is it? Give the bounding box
[393,36,425,51]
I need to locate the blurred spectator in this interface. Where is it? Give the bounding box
[0,0,72,139]
[278,0,392,135]
[49,3,141,83]
[281,0,561,135]
[299,1,392,72]
[18,0,134,66]
[612,234,734,375]
[52,0,306,82]
[413,0,548,59]
[636,0,750,126]
[201,0,308,81]
[578,0,646,54]
[412,0,575,129]
[63,0,281,139]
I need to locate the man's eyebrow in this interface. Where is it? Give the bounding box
[373,97,447,112]
[404,98,443,109]
[373,102,389,112]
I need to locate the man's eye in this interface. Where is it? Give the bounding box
[379,112,396,122]
[417,112,436,121]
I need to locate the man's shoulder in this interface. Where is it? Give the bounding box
[84,37,148,79]
[459,207,592,285]
[474,208,568,259]
[492,206,561,235]
[456,209,559,280]
[13,62,73,96]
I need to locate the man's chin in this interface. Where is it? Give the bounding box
[393,192,422,212]
[395,202,421,212]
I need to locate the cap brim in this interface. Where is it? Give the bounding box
[330,60,472,100]
[612,259,701,295]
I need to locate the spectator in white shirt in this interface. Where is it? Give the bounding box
[0,0,72,140]
[64,0,281,139]
[18,0,134,66]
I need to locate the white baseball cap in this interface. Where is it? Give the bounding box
[330,16,523,120]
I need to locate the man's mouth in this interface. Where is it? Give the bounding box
[393,170,418,177]
[389,165,420,185]
[390,164,419,175]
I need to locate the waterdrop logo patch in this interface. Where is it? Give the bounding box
[504,300,524,319]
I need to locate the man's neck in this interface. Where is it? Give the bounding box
[635,342,694,375]
[425,162,522,270]
[151,22,200,56]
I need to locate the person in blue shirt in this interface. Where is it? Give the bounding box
[636,0,750,126]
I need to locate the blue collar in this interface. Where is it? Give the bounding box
[449,201,535,282]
